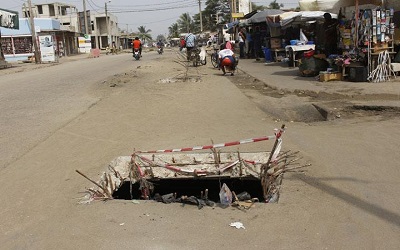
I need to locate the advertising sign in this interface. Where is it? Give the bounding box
[78,35,92,53]
[39,35,56,62]
[0,8,19,29]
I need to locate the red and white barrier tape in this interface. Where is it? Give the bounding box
[136,135,276,154]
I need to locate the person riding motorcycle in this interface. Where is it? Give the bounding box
[185,31,196,61]
[156,40,164,53]
[132,37,142,57]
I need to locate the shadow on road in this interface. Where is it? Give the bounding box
[291,173,400,228]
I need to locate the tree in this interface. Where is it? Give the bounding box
[156,34,166,42]
[137,26,152,44]
[269,0,284,9]
[177,13,195,33]
[252,2,265,11]
[168,23,179,38]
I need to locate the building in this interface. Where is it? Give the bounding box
[0,18,61,61]
[90,12,119,49]
[22,2,120,50]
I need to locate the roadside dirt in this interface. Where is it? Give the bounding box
[230,71,400,122]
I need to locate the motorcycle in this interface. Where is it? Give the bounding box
[133,48,140,60]
[157,46,163,55]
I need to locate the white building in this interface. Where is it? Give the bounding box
[22,2,120,50]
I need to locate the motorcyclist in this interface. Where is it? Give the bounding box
[132,37,142,57]
[185,30,196,61]
[156,40,164,53]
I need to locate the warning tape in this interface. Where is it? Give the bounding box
[136,135,276,154]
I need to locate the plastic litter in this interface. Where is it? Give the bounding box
[219,183,232,205]
[230,222,245,229]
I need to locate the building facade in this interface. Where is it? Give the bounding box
[22,2,120,50]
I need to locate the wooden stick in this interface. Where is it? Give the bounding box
[76,170,112,198]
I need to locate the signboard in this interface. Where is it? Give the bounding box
[0,8,19,29]
[232,13,245,18]
[238,0,251,16]
[39,35,56,62]
[78,35,92,53]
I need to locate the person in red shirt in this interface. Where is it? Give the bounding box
[179,36,186,51]
[132,37,142,56]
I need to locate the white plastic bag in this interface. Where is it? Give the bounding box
[219,183,232,205]
[299,29,308,45]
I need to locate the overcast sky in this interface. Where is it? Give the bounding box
[1,0,300,37]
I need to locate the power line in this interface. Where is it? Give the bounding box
[107,3,198,14]
[110,0,193,8]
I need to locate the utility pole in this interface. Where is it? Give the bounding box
[105,1,110,46]
[198,0,203,33]
[82,0,89,35]
[27,0,41,63]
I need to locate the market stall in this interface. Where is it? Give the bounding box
[266,11,337,68]
[298,0,400,82]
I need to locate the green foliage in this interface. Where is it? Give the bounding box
[137,26,152,43]
[252,2,265,11]
[269,0,284,9]
[177,13,196,33]
[156,34,166,42]
[169,0,231,34]
[168,23,179,38]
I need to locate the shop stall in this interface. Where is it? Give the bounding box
[266,11,337,68]
[298,0,400,82]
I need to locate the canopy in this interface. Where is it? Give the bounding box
[224,20,239,30]
[267,11,338,27]
[299,0,400,12]
[246,9,284,24]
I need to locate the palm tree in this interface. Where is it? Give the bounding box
[168,23,179,38]
[177,13,195,33]
[137,26,152,44]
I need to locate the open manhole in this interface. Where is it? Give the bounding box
[113,177,264,201]
[77,127,307,208]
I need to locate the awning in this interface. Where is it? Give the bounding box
[224,20,239,30]
[246,9,284,24]
[299,0,400,12]
[267,11,338,27]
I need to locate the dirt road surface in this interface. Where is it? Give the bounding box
[0,49,399,249]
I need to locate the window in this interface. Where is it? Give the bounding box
[37,5,43,14]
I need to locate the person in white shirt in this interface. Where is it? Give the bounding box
[218,48,237,75]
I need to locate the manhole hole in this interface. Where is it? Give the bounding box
[77,127,308,207]
[113,177,264,201]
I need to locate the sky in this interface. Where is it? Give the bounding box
[1,0,300,38]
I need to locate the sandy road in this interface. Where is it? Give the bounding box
[0,49,399,249]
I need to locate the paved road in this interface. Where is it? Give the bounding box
[0,53,149,168]
[0,50,399,249]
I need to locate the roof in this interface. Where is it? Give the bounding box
[299,0,400,11]
[246,9,285,24]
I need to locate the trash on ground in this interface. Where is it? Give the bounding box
[230,222,245,229]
